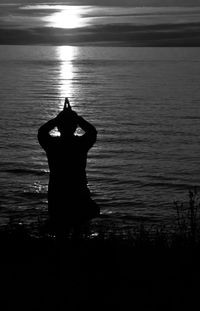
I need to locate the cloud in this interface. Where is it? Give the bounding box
[1,21,200,46]
[1,3,200,46]
[1,0,200,6]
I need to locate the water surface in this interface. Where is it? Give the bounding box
[0,45,200,229]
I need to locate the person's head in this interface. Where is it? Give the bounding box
[57,110,78,136]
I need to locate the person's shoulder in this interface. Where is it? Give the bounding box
[74,134,95,150]
[74,134,86,146]
[45,136,60,150]
[74,134,83,143]
[50,136,60,143]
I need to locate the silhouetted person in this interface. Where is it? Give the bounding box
[38,98,99,234]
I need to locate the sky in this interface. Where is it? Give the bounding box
[1,1,200,46]
[1,0,200,6]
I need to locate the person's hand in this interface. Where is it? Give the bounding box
[64,97,70,110]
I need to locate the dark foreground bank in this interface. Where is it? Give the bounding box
[0,225,200,311]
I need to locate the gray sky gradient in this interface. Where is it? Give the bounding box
[1,0,200,6]
[1,2,200,46]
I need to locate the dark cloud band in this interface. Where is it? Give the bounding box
[1,21,200,46]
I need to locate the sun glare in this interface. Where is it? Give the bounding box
[48,7,84,29]
[57,46,75,109]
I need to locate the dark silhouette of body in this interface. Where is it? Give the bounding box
[38,99,99,232]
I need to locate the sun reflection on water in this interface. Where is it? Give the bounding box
[56,46,76,110]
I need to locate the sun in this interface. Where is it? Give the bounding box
[48,7,83,29]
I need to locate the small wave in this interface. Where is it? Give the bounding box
[144,175,177,182]
[4,168,48,176]
[21,191,47,199]
[140,180,198,190]
[180,116,200,120]
[119,214,159,223]
[104,176,199,191]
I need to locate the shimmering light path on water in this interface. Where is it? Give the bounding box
[0,45,200,229]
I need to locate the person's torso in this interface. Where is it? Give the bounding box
[46,136,88,190]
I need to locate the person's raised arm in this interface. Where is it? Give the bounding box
[78,116,97,148]
[38,118,57,150]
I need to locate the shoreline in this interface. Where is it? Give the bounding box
[0,190,199,309]
[0,224,199,311]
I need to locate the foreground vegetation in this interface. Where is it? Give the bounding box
[0,189,200,310]
[2,188,200,248]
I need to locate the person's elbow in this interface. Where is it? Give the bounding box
[37,125,46,146]
[92,128,98,145]
[87,125,97,143]
[91,126,98,139]
[37,126,43,141]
